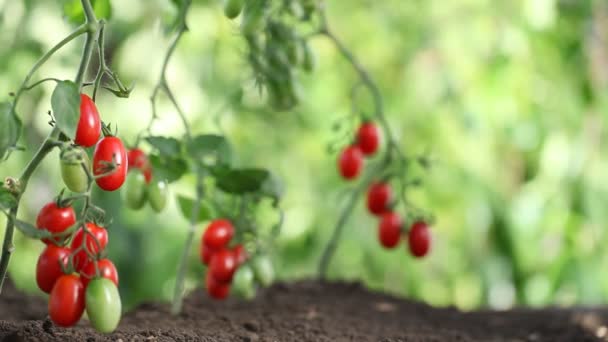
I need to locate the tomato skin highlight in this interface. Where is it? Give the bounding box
[338,145,364,180]
[70,223,108,272]
[48,274,85,327]
[36,202,76,245]
[367,182,392,216]
[81,258,119,289]
[356,122,380,156]
[147,179,168,213]
[378,212,402,249]
[209,249,238,283]
[203,219,235,250]
[75,94,101,147]
[93,136,128,191]
[408,221,431,258]
[206,273,230,300]
[36,245,71,294]
[86,278,122,333]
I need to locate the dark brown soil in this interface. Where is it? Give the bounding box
[1,279,608,341]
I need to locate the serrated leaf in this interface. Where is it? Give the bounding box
[146,136,182,156]
[149,154,187,183]
[62,0,112,23]
[0,188,17,211]
[13,219,51,239]
[187,134,231,166]
[176,195,214,223]
[213,167,270,194]
[0,102,21,161]
[51,81,80,140]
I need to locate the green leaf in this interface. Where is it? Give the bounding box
[213,167,270,194]
[176,195,214,223]
[0,102,21,161]
[149,154,187,183]
[62,0,112,23]
[0,188,17,211]
[187,134,231,166]
[13,219,51,239]
[51,81,80,140]
[145,136,182,156]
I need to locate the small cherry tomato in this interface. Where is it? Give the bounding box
[48,274,85,327]
[200,242,218,265]
[80,258,119,289]
[203,219,234,250]
[408,221,431,258]
[123,172,147,210]
[206,273,230,300]
[36,202,76,245]
[86,278,122,333]
[356,122,380,156]
[367,182,392,216]
[232,244,248,266]
[224,0,244,19]
[70,223,108,272]
[127,148,153,184]
[75,94,101,147]
[147,179,168,213]
[378,212,402,249]
[36,245,71,294]
[232,265,255,300]
[93,136,128,191]
[60,147,90,193]
[251,255,274,287]
[338,145,364,180]
[209,249,238,283]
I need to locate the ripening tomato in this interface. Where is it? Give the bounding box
[86,278,122,333]
[147,179,168,213]
[48,274,85,327]
[378,212,402,249]
[36,202,76,245]
[70,223,108,271]
[203,219,234,250]
[93,136,128,191]
[338,145,364,180]
[231,265,255,300]
[75,94,101,147]
[408,221,431,258]
[36,245,71,294]
[80,258,119,289]
[209,249,237,283]
[206,273,230,300]
[123,172,147,210]
[127,148,147,170]
[251,255,274,287]
[232,244,248,266]
[200,243,217,266]
[367,182,392,216]
[356,122,380,156]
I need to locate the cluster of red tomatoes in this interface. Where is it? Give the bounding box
[123,148,167,212]
[199,219,274,300]
[337,121,379,179]
[35,202,120,332]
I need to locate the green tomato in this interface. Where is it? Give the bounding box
[241,0,267,35]
[147,179,168,213]
[252,255,274,287]
[85,278,121,333]
[60,148,90,193]
[123,172,147,210]
[232,265,256,300]
[224,0,243,19]
[301,40,316,72]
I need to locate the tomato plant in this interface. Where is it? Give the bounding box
[36,202,76,245]
[93,135,128,191]
[36,245,71,294]
[81,258,119,289]
[74,94,101,147]
[85,278,122,333]
[356,122,380,156]
[48,274,85,327]
[408,221,431,258]
[71,223,108,271]
[338,145,364,180]
[367,182,392,216]
[378,212,402,249]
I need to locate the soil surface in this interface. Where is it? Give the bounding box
[1,279,608,341]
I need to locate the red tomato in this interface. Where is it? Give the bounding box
[356,122,380,156]
[36,202,76,245]
[206,273,230,300]
[367,182,392,216]
[203,219,234,250]
[48,274,85,327]
[200,242,218,265]
[209,249,237,283]
[36,245,71,294]
[378,212,402,249]
[408,221,431,258]
[93,136,128,191]
[70,223,108,272]
[127,148,152,184]
[232,244,248,266]
[75,94,101,147]
[338,145,364,180]
[80,258,119,289]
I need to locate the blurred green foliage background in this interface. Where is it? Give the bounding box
[1,0,608,311]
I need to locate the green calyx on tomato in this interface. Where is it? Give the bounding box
[85,278,122,333]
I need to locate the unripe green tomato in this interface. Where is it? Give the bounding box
[224,0,243,19]
[60,149,90,193]
[302,41,316,72]
[232,265,256,300]
[287,41,303,67]
[123,172,147,210]
[85,278,121,333]
[148,179,168,213]
[241,0,267,35]
[252,255,274,287]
